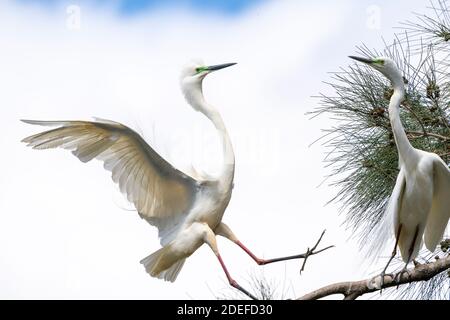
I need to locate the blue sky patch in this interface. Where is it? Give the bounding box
[120,0,265,14]
[17,0,266,15]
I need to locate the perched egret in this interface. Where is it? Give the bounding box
[22,60,325,299]
[349,56,450,282]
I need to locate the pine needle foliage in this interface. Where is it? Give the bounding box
[311,1,450,299]
[311,2,449,243]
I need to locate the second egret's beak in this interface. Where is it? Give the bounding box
[207,63,237,71]
[349,56,374,64]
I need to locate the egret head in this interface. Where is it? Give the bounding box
[180,59,236,83]
[180,59,236,111]
[349,56,403,87]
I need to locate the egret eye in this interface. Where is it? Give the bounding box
[374,59,385,65]
[195,66,208,74]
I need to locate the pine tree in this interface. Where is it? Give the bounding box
[311,0,450,299]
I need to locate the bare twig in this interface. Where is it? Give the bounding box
[406,130,449,141]
[297,254,450,300]
[299,230,334,274]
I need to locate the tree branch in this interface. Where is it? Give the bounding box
[406,130,449,141]
[297,254,450,300]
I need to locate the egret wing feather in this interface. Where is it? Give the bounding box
[364,168,405,265]
[21,119,199,245]
[424,157,450,252]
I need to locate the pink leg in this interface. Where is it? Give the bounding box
[235,230,332,270]
[236,241,312,265]
[216,254,257,300]
[216,224,332,273]
[235,241,265,265]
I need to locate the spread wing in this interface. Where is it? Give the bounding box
[21,119,199,245]
[424,156,450,252]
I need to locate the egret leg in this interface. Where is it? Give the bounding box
[215,223,333,273]
[239,230,332,273]
[376,224,403,291]
[204,223,257,300]
[394,225,419,285]
[216,254,257,300]
[235,240,325,267]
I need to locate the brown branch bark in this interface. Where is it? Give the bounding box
[297,254,450,300]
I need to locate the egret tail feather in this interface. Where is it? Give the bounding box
[140,247,185,282]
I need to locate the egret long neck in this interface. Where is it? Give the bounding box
[388,83,415,167]
[189,87,235,187]
[205,106,235,183]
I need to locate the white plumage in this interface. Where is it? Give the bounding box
[22,60,334,299]
[350,56,450,274]
[22,61,240,284]
[24,61,318,299]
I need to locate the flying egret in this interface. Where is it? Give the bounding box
[21,60,328,299]
[349,56,450,284]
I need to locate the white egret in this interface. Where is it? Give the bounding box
[349,56,450,283]
[21,60,327,299]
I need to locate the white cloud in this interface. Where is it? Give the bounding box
[0,0,428,299]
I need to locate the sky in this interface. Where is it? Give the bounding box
[18,0,267,15]
[0,0,431,299]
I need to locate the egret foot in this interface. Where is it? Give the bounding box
[368,272,394,292]
[394,267,411,288]
[234,230,334,273]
